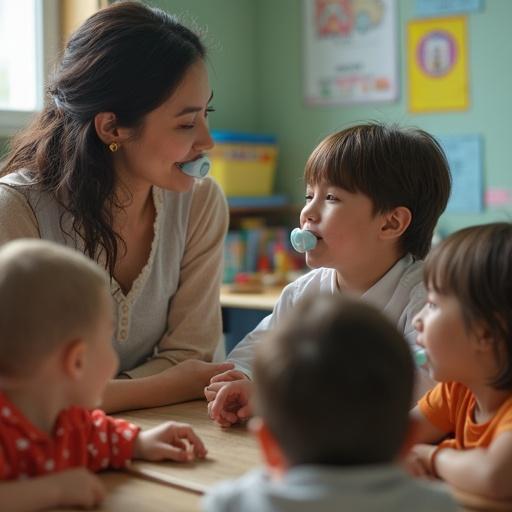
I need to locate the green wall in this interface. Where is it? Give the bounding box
[146,0,258,132]
[151,0,512,236]
[254,0,512,235]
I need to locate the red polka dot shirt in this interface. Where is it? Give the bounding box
[0,392,140,480]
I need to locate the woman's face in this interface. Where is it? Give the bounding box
[115,59,214,193]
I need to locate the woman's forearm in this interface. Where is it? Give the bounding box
[101,372,198,413]
[100,359,233,413]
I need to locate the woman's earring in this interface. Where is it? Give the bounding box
[108,142,119,152]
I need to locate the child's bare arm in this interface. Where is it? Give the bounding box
[411,405,449,443]
[0,468,105,511]
[433,431,512,499]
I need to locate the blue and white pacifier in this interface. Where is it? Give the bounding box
[414,349,428,367]
[178,155,211,179]
[290,228,317,253]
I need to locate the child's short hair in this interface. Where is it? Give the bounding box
[0,239,110,377]
[253,293,414,467]
[424,222,512,390]
[304,122,451,259]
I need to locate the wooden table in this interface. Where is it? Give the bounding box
[57,472,201,512]
[53,400,512,512]
[121,400,261,493]
[220,285,282,311]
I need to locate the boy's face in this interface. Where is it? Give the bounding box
[413,290,482,384]
[300,182,384,276]
[74,289,118,409]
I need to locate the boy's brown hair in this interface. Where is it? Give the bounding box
[253,293,414,466]
[424,222,512,390]
[304,123,451,259]
[0,239,110,377]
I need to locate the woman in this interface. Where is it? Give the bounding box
[0,2,232,412]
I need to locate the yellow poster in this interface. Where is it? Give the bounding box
[408,16,469,112]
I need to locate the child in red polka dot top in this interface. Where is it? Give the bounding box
[0,239,207,510]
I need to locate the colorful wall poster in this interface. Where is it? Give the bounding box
[303,0,398,106]
[415,0,483,17]
[437,134,483,213]
[408,16,469,112]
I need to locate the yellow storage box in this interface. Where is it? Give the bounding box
[210,131,278,196]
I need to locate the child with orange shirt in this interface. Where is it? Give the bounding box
[0,239,207,511]
[407,223,512,499]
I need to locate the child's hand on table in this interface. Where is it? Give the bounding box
[49,468,106,508]
[403,443,438,478]
[134,421,207,462]
[206,380,253,427]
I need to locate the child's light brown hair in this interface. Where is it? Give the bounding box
[304,122,451,259]
[253,293,414,467]
[424,222,512,390]
[0,239,110,377]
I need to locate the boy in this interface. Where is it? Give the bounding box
[0,239,207,511]
[203,294,456,511]
[206,122,451,425]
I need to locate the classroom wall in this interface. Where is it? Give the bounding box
[145,0,258,132]
[152,0,512,236]
[252,0,512,235]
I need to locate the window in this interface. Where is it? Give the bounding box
[0,0,59,136]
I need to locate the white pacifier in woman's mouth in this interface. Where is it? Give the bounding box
[177,155,210,178]
[290,228,318,253]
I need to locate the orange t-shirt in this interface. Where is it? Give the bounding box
[418,382,512,449]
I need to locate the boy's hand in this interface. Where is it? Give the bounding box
[207,380,253,427]
[133,421,207,462]
[204,369,249,403]
[403,443,436,478]
[49,468,106,508]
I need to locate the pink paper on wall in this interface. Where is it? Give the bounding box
[485,188,512,207]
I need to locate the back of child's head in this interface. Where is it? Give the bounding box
[253,293,414,467]
[304,122,451,259]
[0,239,110,378]
[424,222,512,390]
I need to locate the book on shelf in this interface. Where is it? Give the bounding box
[223,225,304,284]
[227,195,288,209]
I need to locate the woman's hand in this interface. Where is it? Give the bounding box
[204,369,250,402]
[158,359,234,402]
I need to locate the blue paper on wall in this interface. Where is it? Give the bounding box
[415,0,483,17]
[438,134,483,214]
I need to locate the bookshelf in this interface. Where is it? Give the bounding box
[221,198,302,352]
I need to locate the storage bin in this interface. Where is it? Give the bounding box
[210,131,278,196]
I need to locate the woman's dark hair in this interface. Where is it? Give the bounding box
[2,1,205,275]
[424,223,512,390]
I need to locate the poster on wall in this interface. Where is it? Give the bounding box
[438,134,483,213]
[303,0,398,106]
[408,16,469,112]
[415,0,483,17]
